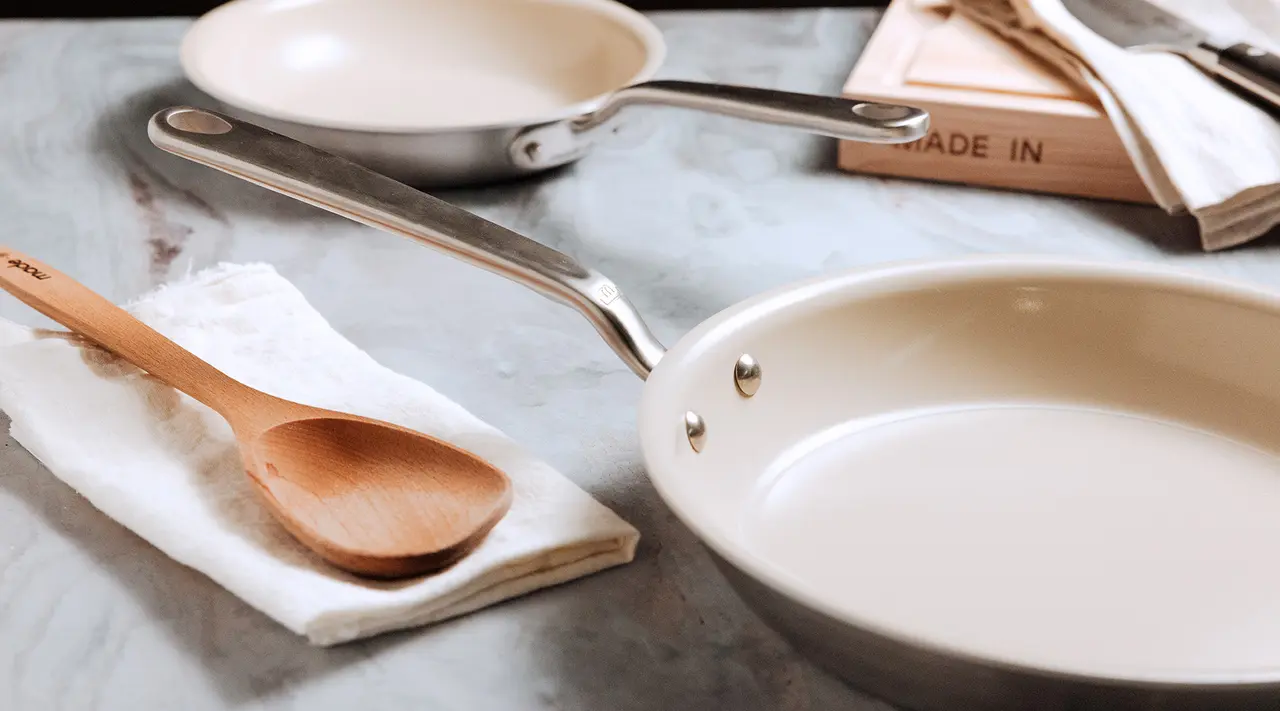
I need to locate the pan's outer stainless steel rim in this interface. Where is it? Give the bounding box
[636,256,1280,711]
[175,107,551,189]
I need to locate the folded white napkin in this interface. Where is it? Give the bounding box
[944,0,1280,250]
[0,262,639,646]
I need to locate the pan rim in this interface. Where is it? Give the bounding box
[178,0,668,135]
[638,254,1280,690]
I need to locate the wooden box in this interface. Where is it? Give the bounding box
[838,0,1156,204]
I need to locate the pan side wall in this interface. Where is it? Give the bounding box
[706,549,1280,711]
[196,103,554,188]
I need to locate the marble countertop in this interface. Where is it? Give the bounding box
[3,7,1280,711]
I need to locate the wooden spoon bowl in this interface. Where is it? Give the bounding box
[249,415,512,577]
[0,247,512,579]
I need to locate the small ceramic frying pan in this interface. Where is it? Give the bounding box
[178,0,929,187]
[151,106,1280,711]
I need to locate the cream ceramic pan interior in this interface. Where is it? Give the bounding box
[180,0,665,132]
[639,258,1280,688]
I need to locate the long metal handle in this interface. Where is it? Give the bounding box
[146,106,667,380]
[584,80,930,141]
[512,79,930,169]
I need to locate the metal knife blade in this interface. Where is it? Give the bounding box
[1063,0,1280,116]
[1061,0,1206,53]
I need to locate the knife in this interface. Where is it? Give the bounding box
[1063,0,1280,113]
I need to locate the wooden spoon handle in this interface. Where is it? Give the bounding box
[0,247,252,417]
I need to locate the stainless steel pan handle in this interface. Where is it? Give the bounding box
[147,106,668,380]
[510,79,931,169]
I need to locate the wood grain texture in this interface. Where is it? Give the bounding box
[905,12,1076,98]
[838,0,1155,204]
[2,7,1280,711]
[250,416,513,578]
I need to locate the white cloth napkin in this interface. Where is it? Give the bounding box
[941,0,1280,250]
[0,262,639,646]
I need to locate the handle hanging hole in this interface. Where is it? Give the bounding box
[165,109,233,135]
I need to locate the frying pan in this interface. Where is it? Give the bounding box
[177,0,929,187]
[149,106,1280,711]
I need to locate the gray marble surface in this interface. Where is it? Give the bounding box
[2,7,1280,711]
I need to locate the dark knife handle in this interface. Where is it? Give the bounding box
[1208,42,1280,114]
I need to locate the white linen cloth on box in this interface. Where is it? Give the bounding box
[0,261,639,646]
[941,0,1280,250]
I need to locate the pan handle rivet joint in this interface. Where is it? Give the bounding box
[734,353,762,397]
[684,411,706,453]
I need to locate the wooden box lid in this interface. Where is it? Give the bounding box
[838,0,1155,204]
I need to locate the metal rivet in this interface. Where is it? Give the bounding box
[684,411,706,453]
[734,354,762,397]
[524,141,542,160]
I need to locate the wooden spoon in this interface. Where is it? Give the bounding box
[0,247,512,579]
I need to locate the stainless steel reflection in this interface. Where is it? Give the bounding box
[148,106,668,379]
[733,353,762,397]
[509,80,930,171]
[206,79,930,188]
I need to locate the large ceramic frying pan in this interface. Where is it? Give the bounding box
[178,0,929,187]
[150,106,1280,711]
